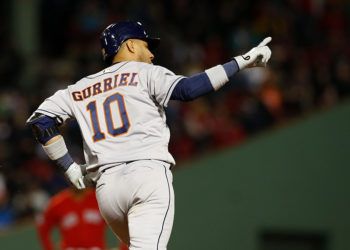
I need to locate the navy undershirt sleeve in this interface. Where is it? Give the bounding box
[170,72,213,101]
[223,60,239,75]
[170,60,239,101]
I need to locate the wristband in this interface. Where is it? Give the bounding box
[205,65,229,90]
[42,137,68,160]
[42,136,74,170]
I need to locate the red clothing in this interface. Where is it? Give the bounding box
[36,188,106,250]
[119,243,129,250]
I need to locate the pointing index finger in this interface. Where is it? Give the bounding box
[258,37,272,47]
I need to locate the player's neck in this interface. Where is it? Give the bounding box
[112,53,137,64]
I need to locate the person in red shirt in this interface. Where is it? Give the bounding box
[36,187,128,250]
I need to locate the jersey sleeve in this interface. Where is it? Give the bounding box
[34,89,74,124]
[148,65,185,107]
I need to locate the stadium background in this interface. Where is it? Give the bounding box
[0,0,349,249]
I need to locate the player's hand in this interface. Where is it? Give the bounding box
[80,172,96,187]
[65,162,86,189]
[78,163,96,187]
[234,37,272,70]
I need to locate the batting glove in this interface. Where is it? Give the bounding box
[65,162,86,189]
[80,172,96,188]
[234,37,272,70]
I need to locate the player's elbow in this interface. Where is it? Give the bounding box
[27,113,61,145]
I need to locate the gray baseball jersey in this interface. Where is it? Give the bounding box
[33,61,184,171]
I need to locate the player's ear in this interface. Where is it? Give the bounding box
[124,39,136,53]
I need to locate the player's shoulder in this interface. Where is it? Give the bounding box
[68,65,117,89]
[73,61,150,82]
[118,61,160,74]
[97,61,154,73]
[73,67,108,87]
[148,64,176,78]
[131,62,175,78]
[68,62,171,89]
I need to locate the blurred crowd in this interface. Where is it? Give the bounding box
[0,0,349,230]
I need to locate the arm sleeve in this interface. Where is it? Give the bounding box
[170,60,239,101]
[170,73,214,101]
[33,89,74,125]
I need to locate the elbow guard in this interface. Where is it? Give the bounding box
[27,113,60,144]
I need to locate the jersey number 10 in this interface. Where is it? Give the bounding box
[86,93,130,142]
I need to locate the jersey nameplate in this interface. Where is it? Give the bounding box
[72,72,138,101]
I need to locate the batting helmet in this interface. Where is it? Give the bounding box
[100,21,160,62]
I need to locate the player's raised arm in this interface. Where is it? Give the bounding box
[170,37,272,101]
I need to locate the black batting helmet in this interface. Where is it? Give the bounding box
[100,21,160,62]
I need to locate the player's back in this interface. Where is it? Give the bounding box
[67,61,177,170]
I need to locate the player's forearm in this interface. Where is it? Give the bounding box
[205,60,239,90]
[43,135,74,171]
[42,135,86,189]
[26,114,73,171]
[170,60,239,101]
[27,114,86,189]
[45,134,62,145]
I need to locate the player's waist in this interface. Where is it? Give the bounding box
[88,149,175,170]
[100,159,173,174]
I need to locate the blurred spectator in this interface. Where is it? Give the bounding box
[0,172,14,229]
[36,187,128,250]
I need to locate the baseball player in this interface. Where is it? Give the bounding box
[27,20,271,249]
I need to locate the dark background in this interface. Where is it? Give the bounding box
[0,0,349,247]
